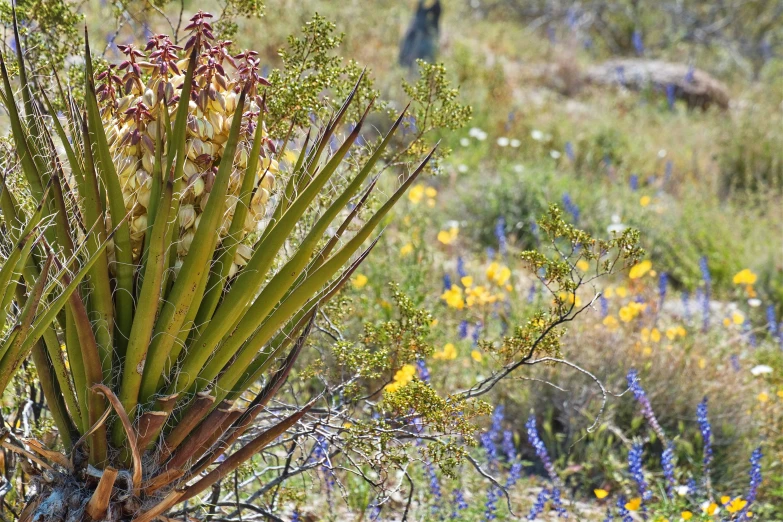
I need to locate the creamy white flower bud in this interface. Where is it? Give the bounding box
[130,214,148,240]
[179,204,196,229]
[224,91,238,113]
[234,243,253,266]
[177,230,195,256]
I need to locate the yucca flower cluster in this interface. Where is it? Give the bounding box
[0,3,439,518]
[97,12,275,275]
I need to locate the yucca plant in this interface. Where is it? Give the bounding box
[0,9,434,521]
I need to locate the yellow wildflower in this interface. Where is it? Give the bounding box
[640,195,651,207]
[437,226,459,245]
[720,496,731,505]
[726,498,747,514]
[400,243,414,256]
[471,350,483,362]
[676,326,686,337]
[594,489,609,499]
[757,392,769,403]
[733,268,757,285]
[576,259,590,271]
[433,343,457,361]
[619,306,635,322]
[461,276,474,287]
[732,311,745,325]
[425,187,438,198]
[603,315,619,331]
[704,503,718,515]
[651,328,661,343]
[641,328,650,342]
[698,358,706,369]
[629,260,652,279]
[558,292,582,307]
[616,286,628,298]
[625,497,642,511]
[486,262,512,286]
[441,285,464,309]
[777,390,783,399]
[352,274,368,289]
[604,287,615,298]
[681,512,693,520]
[385,364,417,392]
[408,184,425,204]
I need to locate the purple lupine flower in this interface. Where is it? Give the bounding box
[682,291,691,322]
[369,499,381,521]
[699,256,712,284]
[658,272,669,306]
[526,415,559,483]
[666,84,676,110]
[603,507,614,522]
[565,141,575,162]
[503,430,523,487]
[459,320,469,339]
[697,398,713,481]
[481,432,499,468]
[661,442,676,497]
[551,487,568,518]
[745,447,763,505]
[767,305,778,337]
[311,435,336,505]
[629,174,639,191]
[628,443,651,501]
[600,296,609,318]
[425,459,442,511]
[632,30,644,55]
[491,406,504,437]
[443,273,452,291]
[484,485,499,520]
[457,256,467,278]
[699,256,711,330]
[527,488,549,520]
[502,430,515,462]
[743,318,757,347]
[486,247,496,260]
[528,284,537,303]
[530,220,540,246]
[737,448,763,522]
[495,217,507,255]
[615,66,626,85]
[472,322,483,345]
[616,496,633,522]
[417,359,431,383]
[562,193,580,224]
[451,488,468,519]
[684,65,695,83]
[627,369,666,441]
[730,354,741,371]
[566,7,578,29]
